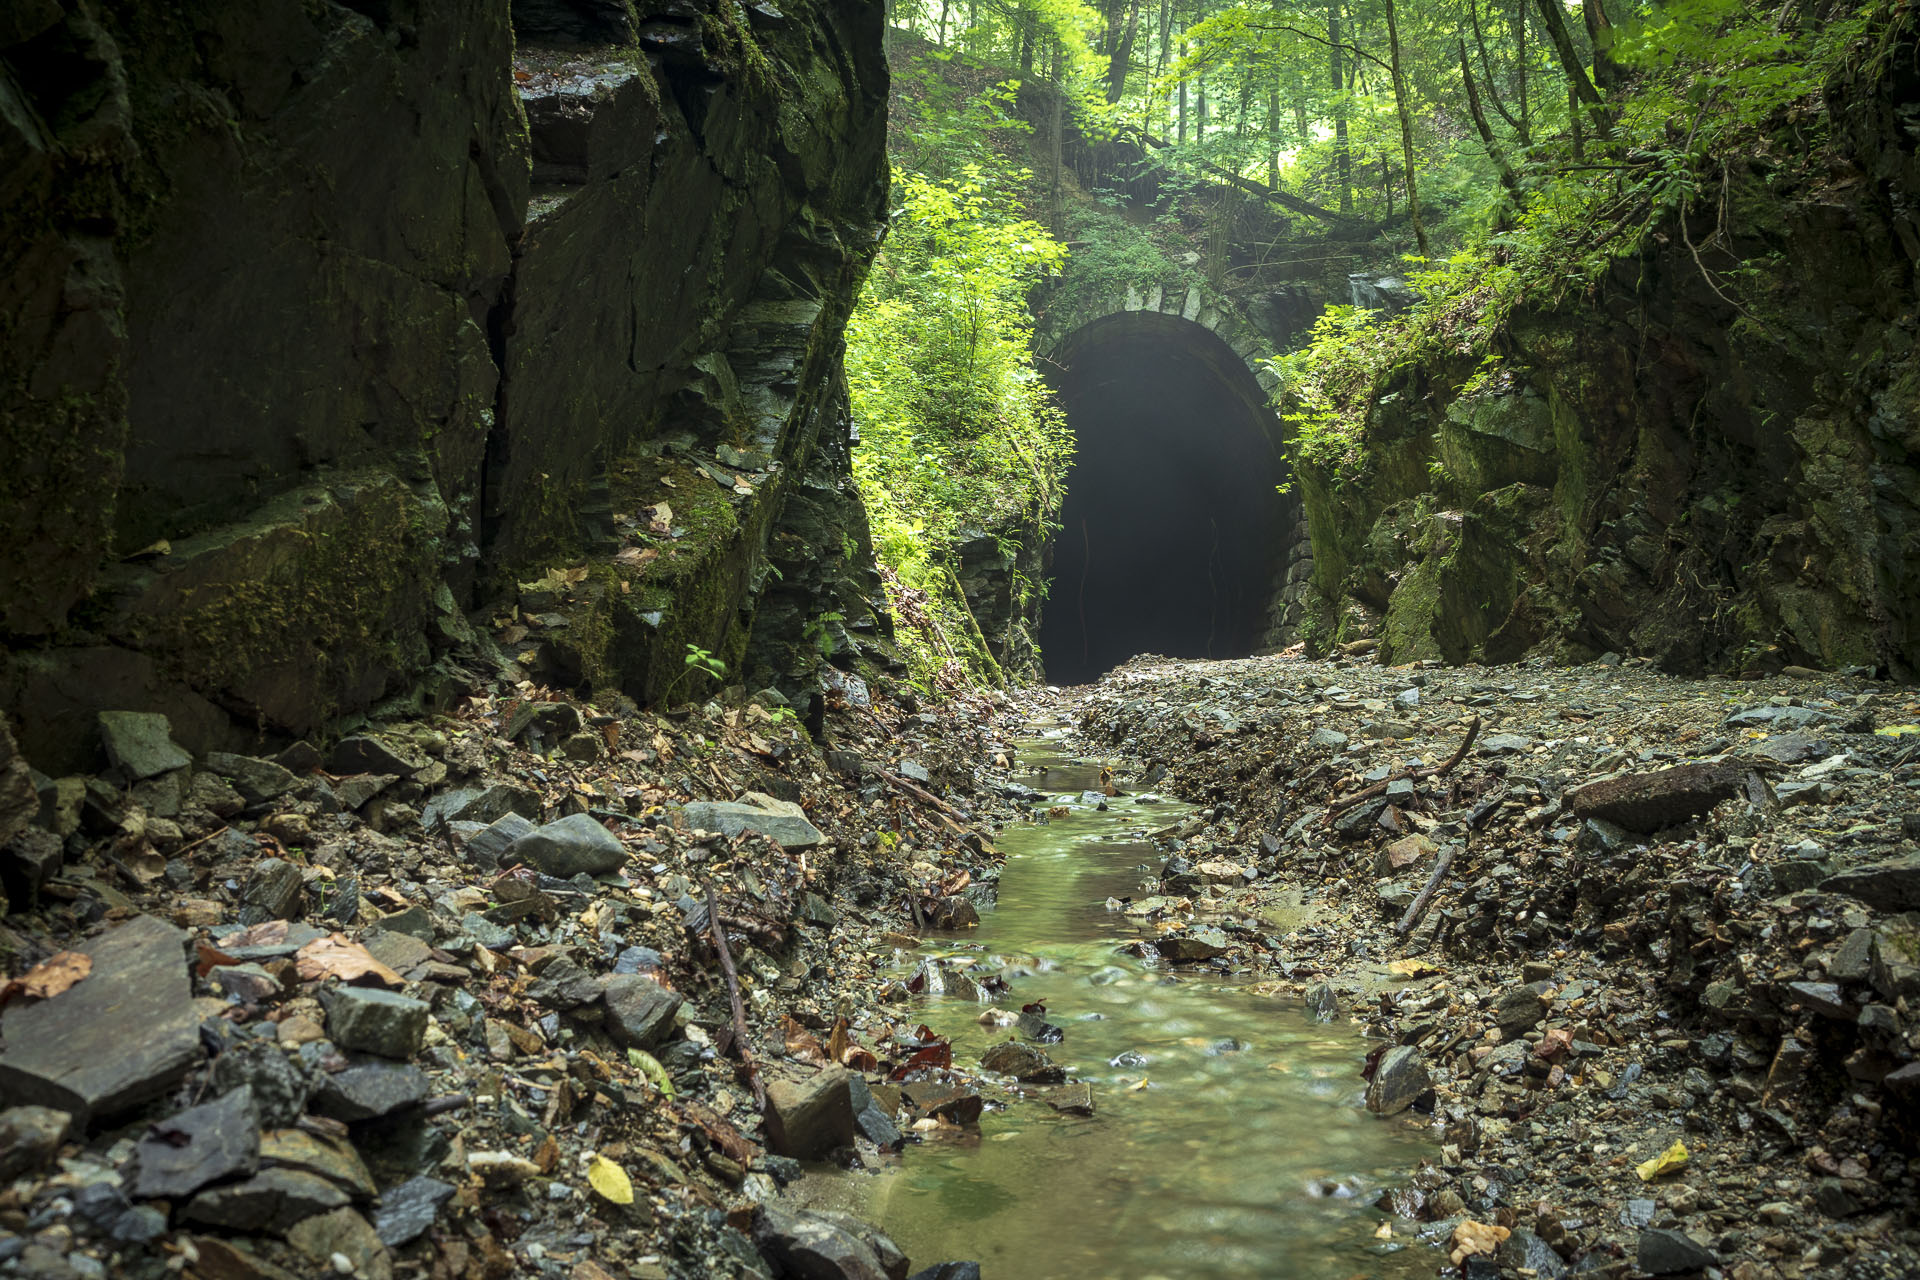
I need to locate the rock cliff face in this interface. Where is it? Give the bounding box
[1295,36,1920,678]
[1,0,889,768]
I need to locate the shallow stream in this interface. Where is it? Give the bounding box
[802,734,1433,1279]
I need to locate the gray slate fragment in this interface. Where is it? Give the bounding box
[1822,857,1920,911]
[753,1203,899,1280]
[310,1061,429,1122]
[422,784,539,829]
[1364,1046,1430,1115]
[0,915,199,1125]
[1637,1227,1716,1274]
[328,736,427,777]
[181,1167,349,1233]
[372,1175,455,1247]
[98,711,191,780]
[1479,733,1533,756]
[204,752,299,806]
[503,812,627,877]
[211,1041,311,1127]
[678,794,825,849]
[326,989,430,1060]
[240,858,304,925]
[459,812,539,868]
[133,1085,260,1200]
[528,956,602,1010]
[1725,705,1837,729]
[601,974,683,1048]
[0,1106,70,1180]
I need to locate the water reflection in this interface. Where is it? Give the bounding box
[799,741,1434,1279]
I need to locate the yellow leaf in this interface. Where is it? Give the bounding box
[1388,958,1441,978]
[586,1155,633,1205]
[1875,724,1920,738]
[1636,1137,1689,1181]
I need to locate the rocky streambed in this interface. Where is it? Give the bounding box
[0,645,1917,1280]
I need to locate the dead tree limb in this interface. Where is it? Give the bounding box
[1396,843,1456,937]
[704,883,767,1113]
[1327,716,1482,816]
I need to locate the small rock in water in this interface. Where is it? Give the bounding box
[1365,1046,1431,1115]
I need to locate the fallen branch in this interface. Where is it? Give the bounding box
[873,767,968,824]
[1395,843,1456,938]
[704,883,767,1113]
[1327,715,1482,815]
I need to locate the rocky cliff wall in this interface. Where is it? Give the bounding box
[1295,29,1920,678]
[0,0,890,770]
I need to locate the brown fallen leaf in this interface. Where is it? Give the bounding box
[782,1016,826,1062]
[294,935,404,988]
[646,502,673,536]
[614,546,658,568]
[826,1017,850,1066]
[195,940,242,979]
[0,951,93,1008]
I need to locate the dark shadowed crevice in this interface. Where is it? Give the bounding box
[1039,312,1296,686]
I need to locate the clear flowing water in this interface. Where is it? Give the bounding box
[801,735,1435,1279]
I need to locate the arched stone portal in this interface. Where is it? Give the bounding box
[1039,308,1304,685]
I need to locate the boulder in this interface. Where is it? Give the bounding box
[601,974,683,1048]
[679,792,825,849]
[1567,763,1744,833]
[502,813,627,877]
[326,988,430,1060]
[764,1068,860,1160]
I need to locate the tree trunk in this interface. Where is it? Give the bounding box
[1108,0,1143,103]
[1459,38,1521,211]
[1383,0,1430,256]
[1532,0,1604,112]
[1585,0,1621,90]
[1267,81,1281,187]
[938,0,950,46]
[1177,40,1188,142]
[1328,2,1351,212]
[1020,5,1035,77]
[1051,40,1065,236]
[1513,0,1529,142]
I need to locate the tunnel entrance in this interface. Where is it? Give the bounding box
[1039,311,1297,686]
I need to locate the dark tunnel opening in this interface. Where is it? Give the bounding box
[1039,313,1297,686]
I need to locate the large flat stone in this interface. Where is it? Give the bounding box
[98,710,191,780]
[678,793,824,849]
[133,1084,260,1200]
[1823,857,1920,912]
[600,973,683,1048]
[0,915,200,1125]
[1566,763,1744,833]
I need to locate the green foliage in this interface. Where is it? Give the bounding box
[849,73,1074,693]
[659,642,725,704]
[1272,0,1890,486]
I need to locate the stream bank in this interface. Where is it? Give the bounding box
[1069,649,1920,1279]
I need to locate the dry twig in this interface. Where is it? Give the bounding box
[1327,715,1482,816]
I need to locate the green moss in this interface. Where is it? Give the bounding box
[0,379,128,634]
[123,479,440,732]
